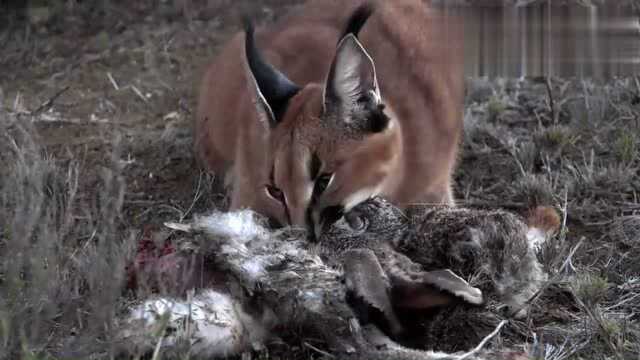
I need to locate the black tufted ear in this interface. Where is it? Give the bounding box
[243,17,300,128]
[323,4,389,134]
[338,3,375,43]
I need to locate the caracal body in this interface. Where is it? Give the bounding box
[194,0,464,235]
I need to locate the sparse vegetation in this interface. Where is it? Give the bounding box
[486,94,508,122]
[457,76,640,359]
[614,132,638,164]
[572,274,611,306]
[1,1,639,360]
[0,116,135,359]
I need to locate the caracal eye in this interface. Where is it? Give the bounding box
[265,185,285,202]
[314,173,334,196]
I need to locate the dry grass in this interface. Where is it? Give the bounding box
[459,75,640,360]
[1,1,639,359]
[0,114,136,359]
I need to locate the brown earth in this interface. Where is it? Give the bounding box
[1,1,639,359]
[1,0,306,229]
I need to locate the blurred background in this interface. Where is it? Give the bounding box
[2,0,639,79]
[439,0,640,79]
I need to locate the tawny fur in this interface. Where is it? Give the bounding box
[194,0,464,230]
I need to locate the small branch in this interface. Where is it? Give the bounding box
[33,85,71,115]
[304,342,336,359]
[180,171,204,222]
[456,320,508,360]
[107,72,120,90]
[131,85,149,103]
[545,77,556,124]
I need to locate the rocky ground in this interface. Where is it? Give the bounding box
[1,1,639,359]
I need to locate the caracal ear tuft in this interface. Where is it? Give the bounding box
[243,16,300,128]
[338,2,375,42]
[393,269,484,310]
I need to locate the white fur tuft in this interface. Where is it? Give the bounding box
[196,210,269,243]
[526,227,547,253]
[122,289,267,358]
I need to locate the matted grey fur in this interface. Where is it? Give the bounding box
[320,197,552,324]
[116,208,531,360]
[319,198,552,351]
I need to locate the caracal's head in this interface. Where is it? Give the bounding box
[243,7,398,238]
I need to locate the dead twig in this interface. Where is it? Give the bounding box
[545,77,556,124]
[32,85,71,115]
[107,72,120,91]
[304,342,336,359]
[180,171,204,222]
[131,85,149,104]
[456,320,508,360]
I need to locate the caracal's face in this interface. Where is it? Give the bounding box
[264,85,398,238]
[245,19,398,237]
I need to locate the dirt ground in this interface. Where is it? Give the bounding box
[1,1,639,360]
[1,0,306,228]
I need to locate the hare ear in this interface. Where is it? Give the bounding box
[393,269,484,310]
[341,249,404,336]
